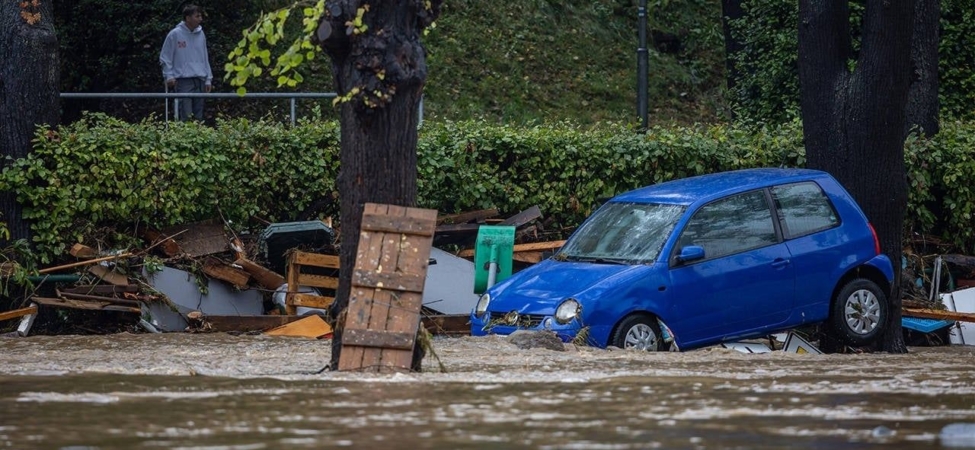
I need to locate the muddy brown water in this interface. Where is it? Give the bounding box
[1,333,974,449]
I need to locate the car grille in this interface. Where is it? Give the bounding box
[489,312,546,328]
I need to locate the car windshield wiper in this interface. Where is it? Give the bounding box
[563,255,629,265]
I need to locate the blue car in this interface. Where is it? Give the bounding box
[470,168,894,351]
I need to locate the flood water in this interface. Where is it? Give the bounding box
[1,333,974,449]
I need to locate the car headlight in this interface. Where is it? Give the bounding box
[474,293,491,317]
[555,298,581,324]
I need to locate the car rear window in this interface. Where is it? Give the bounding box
[771,182,840,238]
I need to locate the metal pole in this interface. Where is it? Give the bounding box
[637,0,649,130]
[487,244,499,289]
[290,97,296,127]
[164,84,169,128]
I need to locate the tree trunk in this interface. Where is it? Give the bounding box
[0,0,59,244]
[317,0,441,371]
[905,0,939,137]
[720,0,744,93]
[798,0,914,353]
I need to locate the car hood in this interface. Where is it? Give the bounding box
[487,259,655,313]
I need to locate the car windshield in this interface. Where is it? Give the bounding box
[557,202,685,264]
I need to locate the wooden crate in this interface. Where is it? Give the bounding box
[338,203,438,373]
[285,251,340,315]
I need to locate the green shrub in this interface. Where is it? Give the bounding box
[4,117,975,263]
[1,114,339,262]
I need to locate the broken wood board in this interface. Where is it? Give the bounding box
[437,208,499,225]
[0,305,37,322]
[264,314,333,338]
[159,221,228,257]
[202,258,251,289]
[31,297,141,314]
[62,284,139,295]
[142,229,183,257]
[235,257,285,290]
[88,265,130,286]
[904,307,975,323]
[338,203,437,373]
[458,240,566,259]
[500,205,542,228]
[289,293,335,310]
[70,243,99,259]
[57,291,143,307]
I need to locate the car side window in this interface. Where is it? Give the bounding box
[678,190,778,260]
[771,182,839,238]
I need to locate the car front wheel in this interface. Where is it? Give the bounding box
[611,315,664,351]
[829,278,888,346]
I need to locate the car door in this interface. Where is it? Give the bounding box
[769,181,843,314]
[667,189,795,345]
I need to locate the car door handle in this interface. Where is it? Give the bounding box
[771,258,791,269]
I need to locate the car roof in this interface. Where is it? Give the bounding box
[611,168,833,206]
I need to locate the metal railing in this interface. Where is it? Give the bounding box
[59,92,338,127]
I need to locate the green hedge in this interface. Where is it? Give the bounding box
[1,116,972,263]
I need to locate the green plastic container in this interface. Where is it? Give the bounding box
[473,225,515,294]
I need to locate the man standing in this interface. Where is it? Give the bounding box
[159,4,213,121]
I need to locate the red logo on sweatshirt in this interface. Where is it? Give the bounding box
[177,41,187,49]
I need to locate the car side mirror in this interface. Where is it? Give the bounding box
[677,245,705,263]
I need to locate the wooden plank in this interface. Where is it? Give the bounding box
[437,208,499,225]
[264,314,333,338]
[235,258,285,290]
[88,265,130,286]
[285,252,300,315]
[457,240,566,258]
[295,273,339,289]
[352,269,425,293]
[904,307,975,323]
[339,203,437,372]
[62,285,139,295]
[57,291,142,306]
[361,210,436,236]
[288,293,335,309]
[500,205,542,227]
[0,305,37,322]
[292,252,340,268]
[31,297,140,313]
[202,258,251,288]
[342,329,415,350]
[434,222,481,235]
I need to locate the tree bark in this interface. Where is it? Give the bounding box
[905,0,939,137]
[799,0,914,353]
[719,0,744,93]
[317,0,441,371]
[0,0,59,244]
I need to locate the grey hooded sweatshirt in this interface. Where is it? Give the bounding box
[159,22,213,85]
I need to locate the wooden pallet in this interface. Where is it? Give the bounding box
[285,251,340,315]
[338,203,438,372]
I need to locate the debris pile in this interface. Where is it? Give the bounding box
[0,205,566,340]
